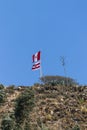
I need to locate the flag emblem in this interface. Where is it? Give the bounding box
[32,51,40,63]
[32,62,40,70]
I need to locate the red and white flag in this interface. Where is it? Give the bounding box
[32,51,42,77]
[32,62,40,70]
[32,51,41,63]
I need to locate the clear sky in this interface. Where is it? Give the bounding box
[0,0,87,86]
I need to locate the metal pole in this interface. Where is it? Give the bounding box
[39,60,43,78]
[40,65,42,78]
[60,56,68,86]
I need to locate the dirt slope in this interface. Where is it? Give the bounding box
[0,85,87,130]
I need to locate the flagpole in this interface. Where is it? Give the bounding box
[40,60,43,78]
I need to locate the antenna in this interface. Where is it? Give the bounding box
[60,56,68,86]
[60,56,66,77]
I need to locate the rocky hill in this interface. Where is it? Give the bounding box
[0,84,87,130]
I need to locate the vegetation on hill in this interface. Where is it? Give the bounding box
[0,76,87,130]
[14,88,35,129]
[40,75,78,86]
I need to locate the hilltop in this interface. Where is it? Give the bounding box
[0,83,87,130]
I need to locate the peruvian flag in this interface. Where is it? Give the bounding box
[32,62,40,70]
[32,51,41,63]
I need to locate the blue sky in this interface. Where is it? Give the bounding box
[0,0,87,86]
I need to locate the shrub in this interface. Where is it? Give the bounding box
[0,90,7,104]
[1,116,14,130]
[34,83,41,87]
[72,125,80,130]
[40,75,78,86]
[0,84,4,89]
[14,124,22,130]
[7,85,15,90]
[6,85,15,94]
[14,88,35,128]
[37,118,49,130]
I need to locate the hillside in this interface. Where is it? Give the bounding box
[0,84,87,130]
